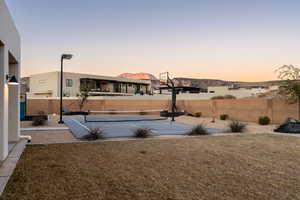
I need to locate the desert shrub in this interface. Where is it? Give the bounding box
[38,111,45,115]
[139,111,147,115]
[228,120,246,133]
[108,110,117,115]
[258,93,267,98]
[211,95,236,100]
[186,112,194,117]
[211,96,225,100]
[194,112,202,118]
[187,124,209,135]
[83,128,105,140]
[134,128,152,138]
[224,95,236,99]
[32,116,46,126]
[258,116,271,125]
[220,114,229,120]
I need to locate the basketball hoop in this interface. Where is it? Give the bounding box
[159,72,169,86]
[158,71,183,121]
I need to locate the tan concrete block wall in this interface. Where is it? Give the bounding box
[26,98,298,124]
[215,99,269,122]
[27,99,171,115]
[179,100,214,116]
[272,98,298,123]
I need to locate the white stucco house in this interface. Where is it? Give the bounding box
[28,71,152,98]
[0,0,22,161]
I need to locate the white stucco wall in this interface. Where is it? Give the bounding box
[29,72,59,97]
[0,0,21,60]
[0,0,21,161]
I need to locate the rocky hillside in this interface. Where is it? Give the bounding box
[173,78,233,88]
[118,73,284,89]
[118,73,158,80]
[173,78,284,89]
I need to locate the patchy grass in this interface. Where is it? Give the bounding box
[2,135,300,200]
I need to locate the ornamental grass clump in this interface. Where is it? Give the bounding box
[134,128,152,138]
[83,128,105,140]
[228,120,246,133]
[187,124,209,136]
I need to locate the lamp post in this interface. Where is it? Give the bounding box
[58,54,73,124]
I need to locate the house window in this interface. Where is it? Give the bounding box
[66,79,73,87]
[38,80,46,84]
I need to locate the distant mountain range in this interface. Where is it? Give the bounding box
[173,77,285,89]
[118,73,284,89]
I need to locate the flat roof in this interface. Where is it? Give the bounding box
[30,71,151,84]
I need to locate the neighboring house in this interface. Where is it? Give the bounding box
[0,0,22,161]
[20,77,29,101]
[28,71,151,98]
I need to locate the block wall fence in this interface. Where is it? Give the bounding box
[26,98,298,124]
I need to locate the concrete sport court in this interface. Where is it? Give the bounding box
[64,116,223,139]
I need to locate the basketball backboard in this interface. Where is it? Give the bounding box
[159,72,169,85]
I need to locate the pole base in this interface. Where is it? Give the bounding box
[58,120,64,124]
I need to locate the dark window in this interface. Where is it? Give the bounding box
[66,79,73,87]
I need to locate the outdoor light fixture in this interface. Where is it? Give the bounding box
[62,54,73,60]
[6,74,19,85]
[58,54,74,124]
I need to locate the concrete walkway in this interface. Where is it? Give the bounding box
[0,139,27,195]
[21,127,69,131]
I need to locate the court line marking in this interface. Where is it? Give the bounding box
[70,118,91,132]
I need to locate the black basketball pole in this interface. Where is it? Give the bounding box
[168,76,176,122]
[58,57,64,124]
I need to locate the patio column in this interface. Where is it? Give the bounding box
[8,63,20,142]
[0,44,9,161]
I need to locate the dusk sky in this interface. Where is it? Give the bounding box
[6,0,300,81]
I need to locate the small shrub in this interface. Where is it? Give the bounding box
[224,95,236,99]
[186,112,194,117]
[32,116,46,126]
[134,128,152,138]
[139,111,147,115]
[229,120,246,133]
[187,124,209,135]
[211,95,236,100]
[211,96,225,100]
[38,111,45,115]
[194,112,202,118]
[83,128,105,140]
[139,150,147,154]
[258,116,271,125]
[109,110,117,115]
[220,114,229,120]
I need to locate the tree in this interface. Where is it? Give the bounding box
[77,87,91,111]
[276,65,300,119]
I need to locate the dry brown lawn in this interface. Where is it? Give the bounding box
[2,134,300,200]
